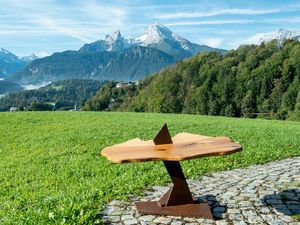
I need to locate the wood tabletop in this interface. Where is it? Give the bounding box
[101,132,242,164]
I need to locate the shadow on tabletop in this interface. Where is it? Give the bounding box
[261,189,300,216]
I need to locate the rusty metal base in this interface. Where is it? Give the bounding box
[134,160,213,219]
[135,199,213,218]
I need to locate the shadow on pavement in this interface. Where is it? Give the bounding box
[261,188,300,216]
[197,194,226,220]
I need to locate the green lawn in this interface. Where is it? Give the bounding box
[0,112,299,224]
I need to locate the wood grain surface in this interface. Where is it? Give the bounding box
[101,132,242,164]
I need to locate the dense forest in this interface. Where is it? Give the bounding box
[0,80,23,94]
[0,79,105,111]
[83,40,300,121]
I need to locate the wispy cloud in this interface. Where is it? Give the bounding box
[79,0,128,28]
[166,20,254,27]
[155,8,281,20]
[36,18,92,43]
[265,17,300,24]
[0,0,128,42]
[1,0,300,56]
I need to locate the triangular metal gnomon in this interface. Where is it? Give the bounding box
[153,123,173,145]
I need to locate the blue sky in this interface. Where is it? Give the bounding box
[1,0,300,57]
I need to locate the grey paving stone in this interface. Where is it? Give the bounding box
[259,206,271,214]
[215,221,229,225]
[100,156,300,225]
[138,215,155,222]
[152,216,172,224]
[103,215,121,223]
[170,220,184,225]
[124,218,138,225]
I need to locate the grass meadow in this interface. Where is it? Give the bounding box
[0,112,299,224]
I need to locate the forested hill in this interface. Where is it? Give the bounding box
[0,79,105,111]
[83,39,300,121]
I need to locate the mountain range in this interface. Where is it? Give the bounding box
[252,28,300,45]
[8,23,225,85]
[79,23,222,59]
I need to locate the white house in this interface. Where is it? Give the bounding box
[9,107,18,112]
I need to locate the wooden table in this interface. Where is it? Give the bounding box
[101,124,242,219]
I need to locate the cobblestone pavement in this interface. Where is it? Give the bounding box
[101,157,300,225]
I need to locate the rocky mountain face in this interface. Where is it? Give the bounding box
[9,51,117,85]
[0,48,28,77]
[9,23,226,85]
[80,23,224,59]
[95,46,175,81]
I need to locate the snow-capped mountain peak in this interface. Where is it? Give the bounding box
[260,29,300,43]
[80,30,132,52]
[105,30,122,42]
[21,53,39,62]
[79,22,224,59]
[137,22,187,46]
[138,23,172,42]
[249,29,300,45]
[105,30,132,51]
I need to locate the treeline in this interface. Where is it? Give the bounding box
[0,80,23,94]
[0,79,105,111]
[83,40,300,121]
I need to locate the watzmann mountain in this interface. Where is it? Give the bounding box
[79,23,225,59]
[9,23,225,85]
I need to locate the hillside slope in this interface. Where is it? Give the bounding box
[84,40,300,121]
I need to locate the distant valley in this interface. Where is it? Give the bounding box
[0,79,104,111]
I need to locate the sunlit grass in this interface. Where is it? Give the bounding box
[0,111,299,224]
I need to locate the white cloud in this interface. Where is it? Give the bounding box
[199,38,224,48]
[155,8,280,20]
[35,51,51,58]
